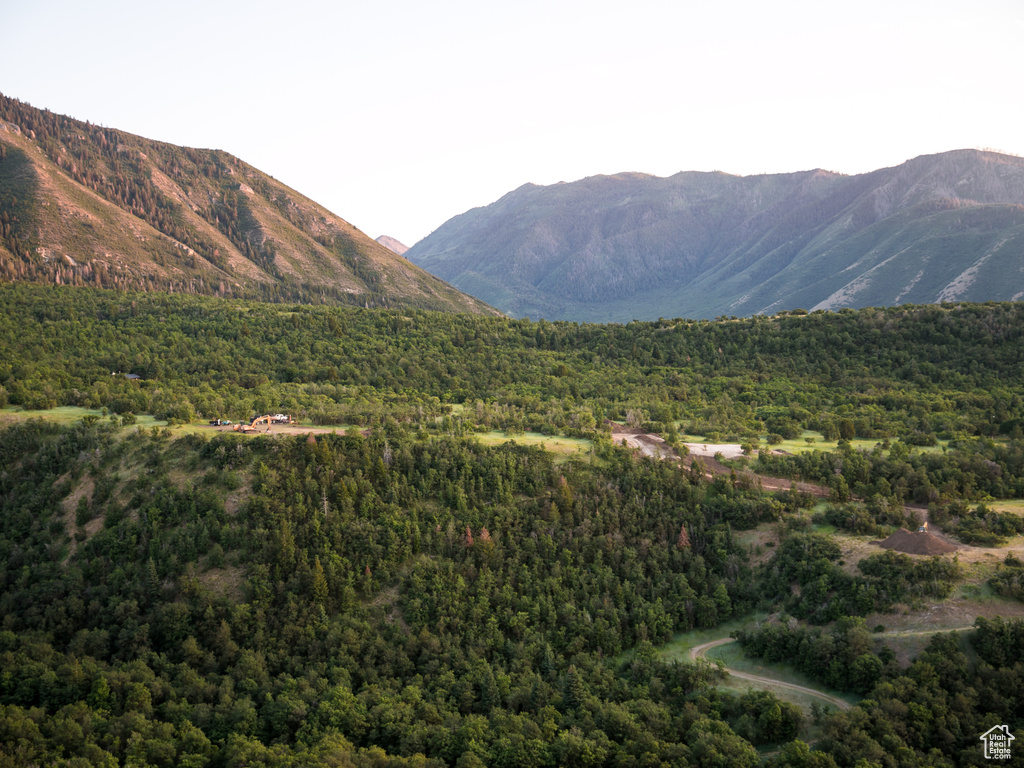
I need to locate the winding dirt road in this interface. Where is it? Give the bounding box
[689,638,853,711]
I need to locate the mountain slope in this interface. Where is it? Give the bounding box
[376,235,408,255]
[405,150,1024,320]
[0,94,496,314]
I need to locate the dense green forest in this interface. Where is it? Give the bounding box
[3,284,1024,439]
[2,285,1024,766]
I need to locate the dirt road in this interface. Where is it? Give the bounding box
[689,638,852,711]
[609,424,831,496]
[612,429,677,459]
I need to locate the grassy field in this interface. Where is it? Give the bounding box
[1,405,109,424]
[473,430,593,459]
[1,406,178,429]
[656,614,768,664]
[989,499,1024,514]
[0,408,598,460]
[677,428,951,457]
[770,431,884,455]
[766,431,951,456]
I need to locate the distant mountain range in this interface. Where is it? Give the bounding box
[0,94,495,315]
[405,150,1024,321]
[376,235,409,256]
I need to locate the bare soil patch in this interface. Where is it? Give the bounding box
[862,597,1024,667]
[208,424,360,437]
[60,474,94,517]
[835,535,888,576]
[685,442,746,459]
[197,565,246,601]
[610,425,677,459]
[736,525,783,566]
[609,423,833,496]
[83,515,104,539]
[224,489,248,516]
[59,474,98,561]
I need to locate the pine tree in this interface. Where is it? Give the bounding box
[562,664,587,710]
[312,557,328,606]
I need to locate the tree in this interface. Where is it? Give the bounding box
[312,557,328,606]
[562,665,588,710]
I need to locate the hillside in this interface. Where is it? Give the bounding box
[0,94,496,314]
[405,151,1024,321]
[3,287,1024,765]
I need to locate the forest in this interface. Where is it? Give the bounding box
[1,284,1024,766]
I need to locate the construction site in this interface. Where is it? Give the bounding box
[230,413,296,434]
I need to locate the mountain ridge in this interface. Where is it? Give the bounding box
[405,149,1024,320]
[376,235,409,255]
[0,94,497,315]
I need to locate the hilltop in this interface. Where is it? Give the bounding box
[0,94,496,314]
[405,151,1024,321]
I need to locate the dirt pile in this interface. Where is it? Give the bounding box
[873,528,957,555]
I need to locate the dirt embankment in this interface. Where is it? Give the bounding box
[872,528,958,555]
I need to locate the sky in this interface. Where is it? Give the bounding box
[2,0,1022,247]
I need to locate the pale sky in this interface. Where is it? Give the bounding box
[2,0,1022,246]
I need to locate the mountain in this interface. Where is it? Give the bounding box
[405,150,1024,321]
[0,94,496,314]
[376,235,408,256]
